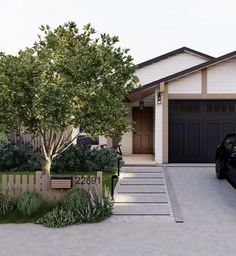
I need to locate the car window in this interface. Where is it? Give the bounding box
[224,135,236,152]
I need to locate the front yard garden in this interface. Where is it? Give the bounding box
[0,21,135,228]
[0,141,118,227]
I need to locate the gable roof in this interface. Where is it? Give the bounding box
[137,47,214,69]
[128,50,236,101]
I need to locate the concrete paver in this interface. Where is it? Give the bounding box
[118,185,167,193]
[112,202,171,215]
[121,167,162,173]
[120,178,165,185]
[115,193,168,203]
[121,172,164,178]
[113,167,174,218]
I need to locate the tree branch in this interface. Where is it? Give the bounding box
[47,128,53,149]
[40,133,48,159]
[52,129,66,155]
[54,130,81,156]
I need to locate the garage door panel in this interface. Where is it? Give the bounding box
[187,123,201,159]
[206,123,219,162]
[169,100,236,163]
[171,123,185,160]
[222,123,235,139]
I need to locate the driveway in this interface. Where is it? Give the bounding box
[1,166,236,256]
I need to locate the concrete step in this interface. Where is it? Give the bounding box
[118,185,167,193]
[120,179,165,185]
[121,172,164,178]
[115,193,168,203]
[113,203,171,215]
[121,167,163,173]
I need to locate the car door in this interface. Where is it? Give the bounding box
[226,140,236,183]
[224,134,236,179]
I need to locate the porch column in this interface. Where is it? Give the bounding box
[154,87,163,163]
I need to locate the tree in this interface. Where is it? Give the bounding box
[0,22,138,175]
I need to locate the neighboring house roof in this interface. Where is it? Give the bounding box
[137,47,214,69]
[128,50,236,101]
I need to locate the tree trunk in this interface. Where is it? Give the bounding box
[41,157,52,176]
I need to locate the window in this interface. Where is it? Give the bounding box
[172,103,200,113]
[207,103,234,113]
[224,135,236,152]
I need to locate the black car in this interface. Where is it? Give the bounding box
[215,133,236,186]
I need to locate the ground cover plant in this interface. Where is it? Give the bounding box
[35,188,113,228]
[17,191,43,216]
[0,190,15,215]
[0,186,113,227]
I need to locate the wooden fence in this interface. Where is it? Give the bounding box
[1,171,103,201]
[11,127,77,151]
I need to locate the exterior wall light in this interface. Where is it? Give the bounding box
[139,100,144,110]
[157,92,162,104]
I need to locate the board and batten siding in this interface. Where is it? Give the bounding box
[168,72,202,94]
[120,105,133,155]
[136,52,207,85]
[207,57,236,93]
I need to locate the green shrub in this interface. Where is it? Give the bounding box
[17,191,43,216]
[52,145,118,173]
[99,186,113,218]
[60,188,91,212]
[0,190,15,215]
[35,187,114,228]
[75,191,113,222]
[60,188,113,223]
[52,145,91,173]
[0,142,41,172]
[92,148,118,172]
[35,207,77,228]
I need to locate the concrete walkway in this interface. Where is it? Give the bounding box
[111,166,174,222]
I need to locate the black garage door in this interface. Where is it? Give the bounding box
[169,100,236,163]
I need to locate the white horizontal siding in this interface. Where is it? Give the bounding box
[120,105,133,155]
[168,72,201,94]
[137,52,206,85]
[207,58,236,93]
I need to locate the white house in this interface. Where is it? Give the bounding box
[112,47,236,163]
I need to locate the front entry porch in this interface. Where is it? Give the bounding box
[122,154,155,166]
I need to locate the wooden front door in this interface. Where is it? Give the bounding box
[133,107,153,154]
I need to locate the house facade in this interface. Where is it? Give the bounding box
[116,47,236,163]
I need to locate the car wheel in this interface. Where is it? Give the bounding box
[215,159,225,179]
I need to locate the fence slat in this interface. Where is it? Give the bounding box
[41,175,49,200]
[22,175,28,192]
[8,175,14,197]
[28,175,35,191]
[97,171,103,201]
[36,171,42,193]
[1,175,7,193]
[15,175,21,197]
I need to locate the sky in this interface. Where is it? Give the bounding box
[1,0,236,63]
